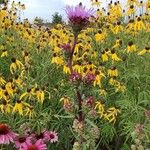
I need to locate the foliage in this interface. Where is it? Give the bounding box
[52,12,63,25]
[0,0,4,4]
[34,17,44,25]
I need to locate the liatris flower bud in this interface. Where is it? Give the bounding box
[131,145,136,150]
[85,96,95,107]
[90,126,100,139]
[65,3,94,36]
[73,141,81,150]
[145,109,150,118]
[72,119,84,133]
[61,43,72,60]
[61,43,72,53]
[135,124,144,134]
[88,109,97,118]
[83,73,96,84]
[70,71,82,82]
[137,145,144,150]
[63,101,73,112]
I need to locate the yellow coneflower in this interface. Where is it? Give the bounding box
[5,79,15,96]
[12,100,24,115]
[109,77,119,86]
[0,100,13,113]
[60,96,73,111]
[25,106,35,118]
[111,49,122,62]
[1,49,8,57]
[112,38,122,49]
[108,67,119,77]
[104,107,120,124]
[112,21,123,34]
[22,51,31,66]
[35,88,45,103]
[95,101,105,118]
[73,62,82,74]
[138,47,150,55]
[101,50,109,62]
[127,0,138,6]
[146,0,150,12]
[13,75,23,87]
[60,96,71,104]
[20,87,35,100]
[134,17,146,31]
[99,89,107,97]
[0,76,6,86]
[63,65,71,74]
[51,53,64,65]
[95,30,106,42]
[115,83,126,93]
[91,0,102,7]
[127,5,135,16]
[127,41,136,53]
[93,70,105,87]
[2,91,10,101]
[10,58,24,74]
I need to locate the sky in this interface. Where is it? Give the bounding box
[8,0,97,21]
[8,0,145,22]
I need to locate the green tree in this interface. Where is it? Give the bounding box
[52,12,63,25]
[34,17,44,25]
[0,0,5,4]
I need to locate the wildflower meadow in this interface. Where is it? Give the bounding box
[0,0,150,149]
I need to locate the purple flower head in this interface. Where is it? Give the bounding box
[0,123,16,145]
[65,3,94,35]
[61,43,72,52]
[14,135,32,149]
[70,71,82,82]
[44,131,58,143]
[145,109,150,118]
[85,96,95,107]
[83,72,96,84]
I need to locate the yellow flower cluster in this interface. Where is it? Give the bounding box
[95,101,120,124]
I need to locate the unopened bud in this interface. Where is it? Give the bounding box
[131,145,136,150]
[90,126,100,139]
[73,141,81,150]
[137,145,144,150]
[135,139,141,145]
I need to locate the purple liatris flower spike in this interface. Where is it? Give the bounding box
[65,3,94,35]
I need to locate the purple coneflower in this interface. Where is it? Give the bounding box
[15,135,32,149]
[21,139,47,150]
[65,3,94,35]
[0,123,16,145]
[33,131,49,142]
[44,131,58,143]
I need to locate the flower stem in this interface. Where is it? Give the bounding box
[76,89,83,122]
[67,33,84,122]
[68,34,78,73]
